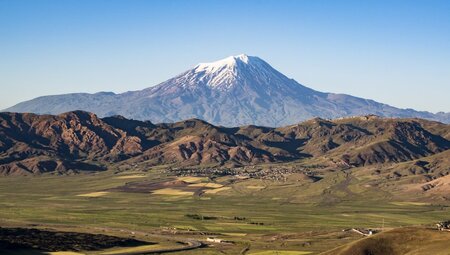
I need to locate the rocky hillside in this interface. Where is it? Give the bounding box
[0,111,449,175]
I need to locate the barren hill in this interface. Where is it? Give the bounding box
[321,228,450,255]
[0,111,449,176]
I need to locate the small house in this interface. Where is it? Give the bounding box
[206,237,223,243]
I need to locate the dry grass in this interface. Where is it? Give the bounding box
[223,232,247,236]
[76,191,109,197]
[390,202,429,206]
[203,187,231,194]
[152,188,194,196]
[99,244,163,255]
[320,227,450,255]
[246,185,265,189]
[177,176,206,183]
[405,174,450,195]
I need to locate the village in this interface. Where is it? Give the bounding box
[167,164,325,182]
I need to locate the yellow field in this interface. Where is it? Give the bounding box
[177,176,207,183]
[204,187,231,194]
[188,183,223,188]
[223,232,247,236]
[246,185,265,189]
[152,188,194,196]
[76,191,109,197]
[390,202,429,206]
[99,244,163,255]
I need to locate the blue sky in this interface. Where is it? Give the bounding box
[0,0,449,112]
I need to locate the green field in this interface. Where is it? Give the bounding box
[0,168,449,254]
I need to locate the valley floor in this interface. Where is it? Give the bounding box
[0,166,449,254]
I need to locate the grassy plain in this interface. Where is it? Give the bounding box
[0,167,449,254]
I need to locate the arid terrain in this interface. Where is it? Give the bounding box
[1,111,449,175]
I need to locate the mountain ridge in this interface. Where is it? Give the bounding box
[4,54,450,126]
[0,111,448,176]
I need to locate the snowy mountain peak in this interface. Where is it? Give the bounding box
[6,53,450,126]
[182,54,289,91]
[234,53,250,63]
[195,54,253,73]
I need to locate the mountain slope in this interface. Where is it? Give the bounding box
[0,111,142,175]
[0,111,449,175]
[320,228,450,255]
[4,54,449,126]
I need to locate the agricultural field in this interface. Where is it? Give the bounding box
[0,164,449,254]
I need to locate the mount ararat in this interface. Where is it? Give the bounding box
[4,54,449,126]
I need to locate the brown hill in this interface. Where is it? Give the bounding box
[271,116,449,166]
[0,111,449,175]
[320,227,450,255]
[0,111,141,175]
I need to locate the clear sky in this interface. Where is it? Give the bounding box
[1,0,449,112]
